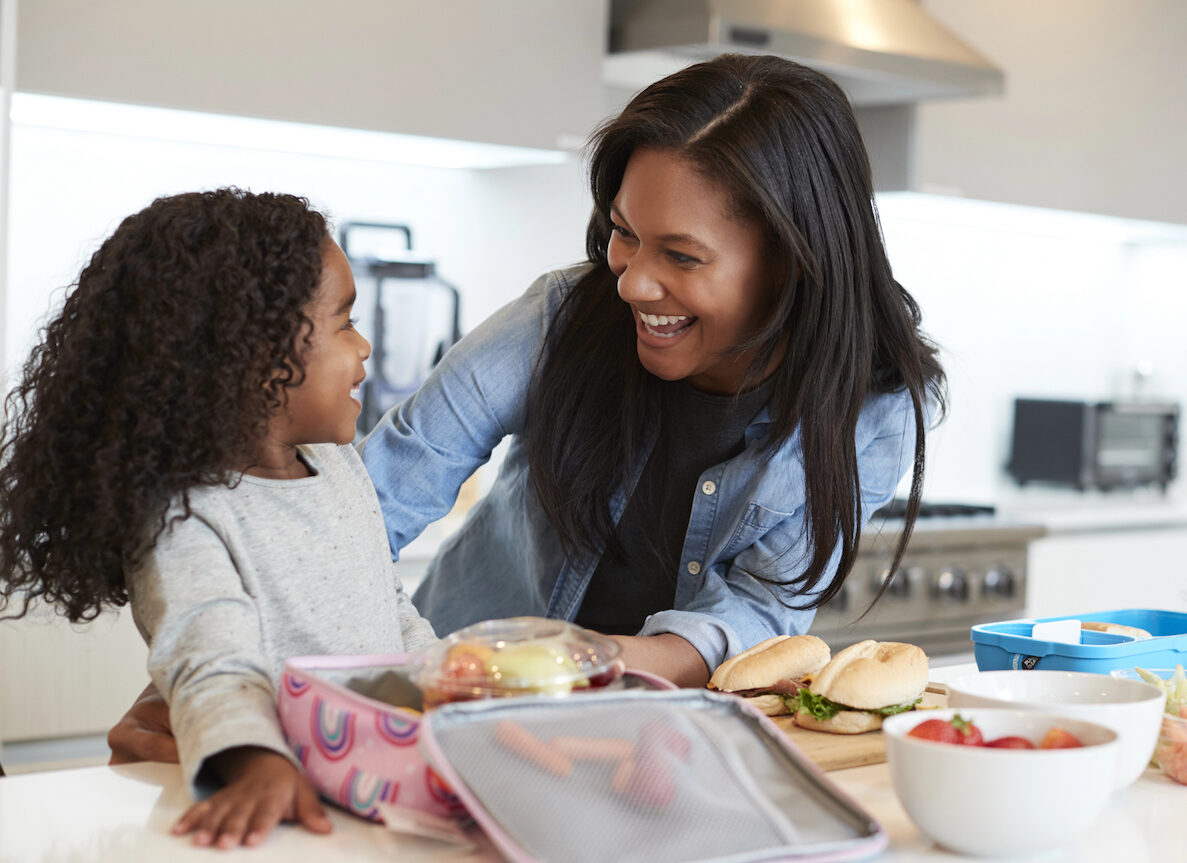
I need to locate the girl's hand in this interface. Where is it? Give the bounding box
[172,746,332,849]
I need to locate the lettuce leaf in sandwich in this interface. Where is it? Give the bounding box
[783,687,921,719]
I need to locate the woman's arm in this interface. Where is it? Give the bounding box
[639,390,920,671]
[609,632,711,688]
[357,269,572,556]
[107,681,178,764]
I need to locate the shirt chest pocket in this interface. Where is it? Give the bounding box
[720,503,806,577]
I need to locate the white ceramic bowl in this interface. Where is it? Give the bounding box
[946,669,1163,788]
[884,708,1119,857]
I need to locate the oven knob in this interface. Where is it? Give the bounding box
[874,566,913,598]
[983,565,1016,598]
[931,567,969,602]
[832,583,850,612]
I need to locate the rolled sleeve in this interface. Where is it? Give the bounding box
[638,558,823,670]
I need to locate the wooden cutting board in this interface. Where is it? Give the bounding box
[770,688,947,771]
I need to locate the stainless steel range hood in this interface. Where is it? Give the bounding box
[606,0,1004,105]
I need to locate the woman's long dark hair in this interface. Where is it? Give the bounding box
[0,188,328,622]
[527,54,946,610]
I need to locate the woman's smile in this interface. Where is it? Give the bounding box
[636,310,697,339]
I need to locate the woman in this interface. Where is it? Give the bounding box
[361,53,943,682]
[109,53,943,759]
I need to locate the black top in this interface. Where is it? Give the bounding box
[574,378,774,635]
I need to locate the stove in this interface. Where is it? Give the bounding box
[808,501,1045,658]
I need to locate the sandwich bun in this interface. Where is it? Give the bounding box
[746,693,795,717]
[808,639,928,710]
[1081,620,1151,640]
[792,709,884,734]
[793,640,928,734]
[708,634,830,693]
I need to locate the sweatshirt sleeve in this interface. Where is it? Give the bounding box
[394,560,438,652]
[127,512,297,798]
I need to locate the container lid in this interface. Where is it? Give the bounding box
[411,617,625,705]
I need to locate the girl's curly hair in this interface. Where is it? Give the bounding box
[0,188,329,622]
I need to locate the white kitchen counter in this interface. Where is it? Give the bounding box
[995,487,1187,536]
[2,757,1182,861]
[3,661,1185,863]
[0,761,501,862]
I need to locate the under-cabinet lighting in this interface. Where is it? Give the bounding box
[10,93,573,170]
[876,191,1187,246]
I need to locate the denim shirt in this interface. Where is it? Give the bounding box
[358,265,919,671]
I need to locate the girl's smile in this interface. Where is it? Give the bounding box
[251,239,371,477]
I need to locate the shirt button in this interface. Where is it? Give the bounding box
[701,480,717,495]
[687,561,702,575]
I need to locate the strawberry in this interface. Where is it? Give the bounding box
[952,714,985,746]
[907,718,961,744]
[985,735,1036,749]
[1039,727,1083,749]
[907,713,984,745]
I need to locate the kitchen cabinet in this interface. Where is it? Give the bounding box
[1026,526,1187,620]
[14,0,608,152]
[0,607,148,744]
[862,0,1187,225]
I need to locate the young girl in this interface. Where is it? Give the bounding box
[0,188,436,848]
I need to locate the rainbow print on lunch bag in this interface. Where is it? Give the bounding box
[278,654,466,822]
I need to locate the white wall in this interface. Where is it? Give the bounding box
[3,120,592,387]
[0,0,16,383]
[877,194,1187,504]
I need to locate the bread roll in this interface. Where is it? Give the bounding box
[809,640,928,710]
[1082,621,1151,640]
[792,709,884,734]
[708,634,830,692]
[746,693,793,716]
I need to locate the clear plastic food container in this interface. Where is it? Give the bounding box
[412,617,626,708]
[1112,666,1187,784]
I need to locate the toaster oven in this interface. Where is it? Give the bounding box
[1007,398,1178,491]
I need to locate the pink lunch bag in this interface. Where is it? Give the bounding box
[277,653,467,822]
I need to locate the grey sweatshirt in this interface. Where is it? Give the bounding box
[128,443,437,795]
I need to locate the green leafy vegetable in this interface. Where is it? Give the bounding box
[781,689,923,719]
[793,689,843,720]
[878,699,922,716]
